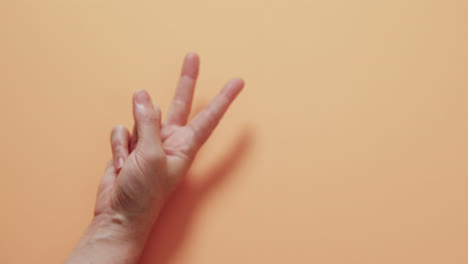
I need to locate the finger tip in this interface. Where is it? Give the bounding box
[222,78,245,99]
[186,52,199,60]
[133,89,145,100]
[133,89,152,105]
[182,53,200,78]
[237,78,245,88]
[230,77,245,90]
[185,52,200,67]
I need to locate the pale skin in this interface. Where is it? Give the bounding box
[66,53,244,264]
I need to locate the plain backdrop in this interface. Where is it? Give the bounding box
[1,0,468,263]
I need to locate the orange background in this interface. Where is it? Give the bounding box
[1,0,468,263]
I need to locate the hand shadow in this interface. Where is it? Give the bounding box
[139,128,253,264]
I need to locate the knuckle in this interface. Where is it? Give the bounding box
[173,100,187,112]
[136,147,164,166]
[140,110,158,123]
[104,159,114,172]
[111,144,124,154]
[110,136,120,146]
[204,109,217,124]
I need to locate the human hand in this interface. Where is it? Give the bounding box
[66,53,244,264]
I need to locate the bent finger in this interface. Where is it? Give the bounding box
[110,125,131,170]
[132,89,164,157]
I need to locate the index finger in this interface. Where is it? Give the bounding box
[188,78,245,149]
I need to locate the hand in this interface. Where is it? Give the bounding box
[66,53,244,264]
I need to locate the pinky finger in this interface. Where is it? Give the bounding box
[110,125,131,170]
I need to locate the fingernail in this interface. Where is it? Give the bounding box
[135,89,151,105]
[117,157,124,168]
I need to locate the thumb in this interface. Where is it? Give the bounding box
[132,89,164,158]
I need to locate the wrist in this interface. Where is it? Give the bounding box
[66,212,153,264]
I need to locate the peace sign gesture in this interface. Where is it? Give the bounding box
[92,53,244,245]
